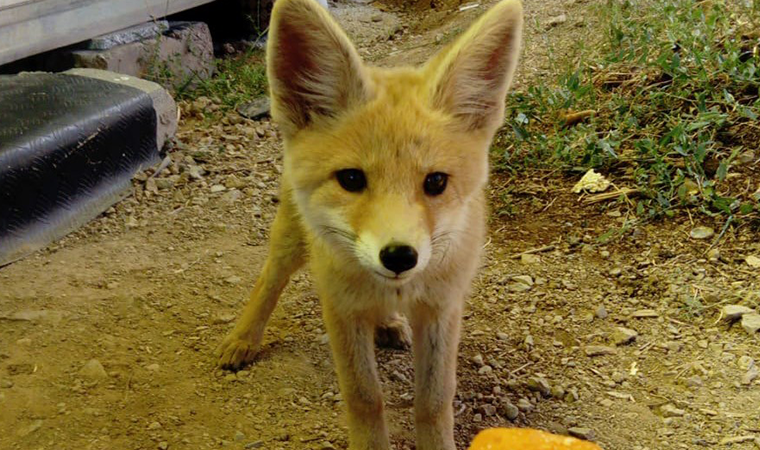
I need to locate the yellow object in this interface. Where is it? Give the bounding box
[468,428,603,450]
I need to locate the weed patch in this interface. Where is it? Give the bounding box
[496,0,760,221]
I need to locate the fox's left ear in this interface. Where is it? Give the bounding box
[425,0,523,133]
[266,0,373,138]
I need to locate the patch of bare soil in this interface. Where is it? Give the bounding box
[1,1,759,450]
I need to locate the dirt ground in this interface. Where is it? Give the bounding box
[2,1,760,449]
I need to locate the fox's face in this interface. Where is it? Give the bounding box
[267,0,522,284]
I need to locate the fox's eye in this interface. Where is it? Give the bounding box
[336,169,367,193]
[424,172,448,196]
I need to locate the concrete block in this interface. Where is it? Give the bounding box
[72,21,214,91]
[65,68,178,149]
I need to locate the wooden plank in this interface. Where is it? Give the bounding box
[0,0,217,65]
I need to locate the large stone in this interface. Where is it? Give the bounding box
[72,22,214,91]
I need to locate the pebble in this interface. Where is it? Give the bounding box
[746,255,760,268]
[632,309,659,318]
[707,248,721,262]
[737,356,755,371]
[611,371,627,383]
[568,427,595,441]
[78,359,108,380]
[146,363,160,372]
[158,442,169,450]
[545,13,568,28]
[741,366,758,385]
[527,376,551,396]
[496,331,509,341]
[609,267,622,277]
[520,254,540,264]
[225,276,242,285]
[741,313,760,334]
[517,397,534,412]
[478,365,493,375]
[235,431,246,442]
[690,226,715,239]
[501,402,519,420]
[585,345,617,356]
[661,404,685,417]
[722,305,754,321]
[0,379,13,388]
[595,305,608,319]
[612,327,638,346]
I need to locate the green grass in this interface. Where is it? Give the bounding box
[495,0,760,221]
[177,48,268,112]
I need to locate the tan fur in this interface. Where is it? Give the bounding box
[216,0,523,448]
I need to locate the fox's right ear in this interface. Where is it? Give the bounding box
[266,0,373,137]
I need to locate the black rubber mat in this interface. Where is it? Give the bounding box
[0,73,159,265]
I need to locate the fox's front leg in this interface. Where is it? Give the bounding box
[411,303,463,450]
[216,190,306,370]
[323,303,391,450]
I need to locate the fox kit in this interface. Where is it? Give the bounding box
[216,0,523,448]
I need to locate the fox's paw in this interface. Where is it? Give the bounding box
[215,336,260,371]
[375,315,412,350]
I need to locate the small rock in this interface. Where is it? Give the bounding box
[235,431,246,442]
[78,359,108,380]
[517,397,534,412]
[482,404,497,416]
[146,363,160,372]
[741,366,759,385]
[609,267,622,277]
[527,376,551,396]
[158,442,169,450]
[148,421,162,430]
[741,313,760,334]
[16,420,43,437]
[690,226,714,240]
[723,305,754,321]
[371,14,383,22]
[237,96,271,120]
[210,184,226,193]
[512,275,534,286]
[213,313,236,324]
[661,404,685,417]
[478,365,493,375]
[472,354,484,366]
[746,255,760,268]
[738,356,755,371]
[611,371,627,383]
[520,254,540,264]
[632,309,659,318]
[0,379,13,388]
[225,276,242,285]
[585,345,617,357]
[612,327,638,346]
[496,331,509,341]
[568,427,595,441]
[707,248,721,262]
[550,385,565,398]
[472,413,483,422]
[595,305,608,319]
[501,402,519,420]
[719,436,758,445]
[545,14,568,29]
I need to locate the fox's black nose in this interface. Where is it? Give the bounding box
[380,244,418,275]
